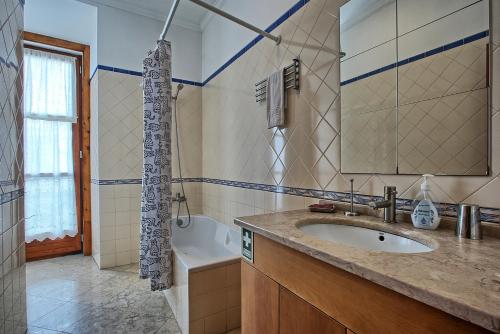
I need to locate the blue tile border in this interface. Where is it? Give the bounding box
[89,0,309,86]
[172,78,203,87]
[91,177,500,223]
[202,0,309,86]
[90,65,203,87]
[0,180,15,187]
[90,178,203,185]
[0,189,24,206]
[341,30,489,86]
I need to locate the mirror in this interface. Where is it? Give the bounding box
[340,0,490,175]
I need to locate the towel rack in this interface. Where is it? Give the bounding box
[255,58,300,103]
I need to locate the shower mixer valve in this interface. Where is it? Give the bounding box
[173,192,187,202]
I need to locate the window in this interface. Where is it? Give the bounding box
[24,48,79,242]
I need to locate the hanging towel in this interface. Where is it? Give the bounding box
[266,69,285,129]
[140,40,173,291]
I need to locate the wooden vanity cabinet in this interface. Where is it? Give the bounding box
[279,286,346,334]
[242,262,345,334]
[241,234,492,334]
[241,262,279,334]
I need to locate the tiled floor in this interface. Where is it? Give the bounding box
[26,255,180,334]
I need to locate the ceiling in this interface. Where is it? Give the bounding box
[76,0,221,31]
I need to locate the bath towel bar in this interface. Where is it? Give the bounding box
[255,58,300,103]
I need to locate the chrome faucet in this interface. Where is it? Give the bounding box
[172,192,187,203]
[369,186,397,223]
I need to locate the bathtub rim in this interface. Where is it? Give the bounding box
[172,215,242,272]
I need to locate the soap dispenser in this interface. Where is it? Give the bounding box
[411,174,441,230]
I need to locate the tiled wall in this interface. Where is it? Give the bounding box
[88,0,499,267]
[0,0,27,332]
[90,69,202,268]
[201,0,500,225]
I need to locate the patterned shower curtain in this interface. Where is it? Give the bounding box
[139,40,173,291]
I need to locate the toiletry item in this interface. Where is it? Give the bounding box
[411,174,441,230]
[456,203,482,239]
[470,205,482,240]
[456,203,472,238]
[308,203,336,213]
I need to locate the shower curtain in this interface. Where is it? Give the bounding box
[139,40,173,291]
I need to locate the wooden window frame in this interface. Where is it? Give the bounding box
[23,31,92,256]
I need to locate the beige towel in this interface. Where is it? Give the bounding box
[266,69,285,129]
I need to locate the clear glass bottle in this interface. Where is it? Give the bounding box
[411,174,441,230]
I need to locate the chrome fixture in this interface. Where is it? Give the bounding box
[456,203,482,240]
[160,0,181,41]
[172,192,187,203]
[255,58,300,103]
[345,178,359,217]
[172,83,184,100]
[160,0,281,44]
[173,85,191,228]
[369,186,397,224]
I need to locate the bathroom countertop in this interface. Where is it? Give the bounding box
[234,210,500,333]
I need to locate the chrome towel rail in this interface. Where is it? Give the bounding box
[255,58,300,103]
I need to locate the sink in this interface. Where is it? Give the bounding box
[298,223,434,253]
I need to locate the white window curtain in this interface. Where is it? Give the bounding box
[24,48,78,242]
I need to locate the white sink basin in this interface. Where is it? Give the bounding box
[298,223,434,253]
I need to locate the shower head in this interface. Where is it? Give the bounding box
[173,83,184,99]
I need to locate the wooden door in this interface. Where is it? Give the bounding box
[25,45,83,261]
[279,287,346,334]
[241,262,279,334]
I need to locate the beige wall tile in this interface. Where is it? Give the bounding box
[226,285,241,309]
[189,266,226,297]
[189,288,227,321]
[225,262,241,287]
[200,0,500,225]
[227,306,241,331]
[204,310,227,334]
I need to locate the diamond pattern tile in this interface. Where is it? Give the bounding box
[201,0,500,224]
[398,38,488,105]
[90,68,202,267]
[0,0,27,332]
[94,70,144,180]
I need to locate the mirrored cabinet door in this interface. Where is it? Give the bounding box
[340,0,490,175]
[340,0,398,174]
[397,0,490,175]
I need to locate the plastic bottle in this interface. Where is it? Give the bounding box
[411,174,441,230]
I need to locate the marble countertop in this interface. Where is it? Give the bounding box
[234,210,500,333]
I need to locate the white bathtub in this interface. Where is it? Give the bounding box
[171,215,241,269]
[165,215,242,334]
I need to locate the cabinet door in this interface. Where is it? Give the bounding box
[241,262,279,334]
[280,287,346,334]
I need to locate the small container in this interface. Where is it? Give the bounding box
[470,205,482,240]
[411,174,441,230]
[456,203,482,240]
[308,203,335,213]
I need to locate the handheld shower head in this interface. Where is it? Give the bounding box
[173,83,184,99]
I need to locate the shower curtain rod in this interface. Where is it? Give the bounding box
[159,0,282,44]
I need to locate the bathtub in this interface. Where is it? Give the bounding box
[164,215,242,334]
